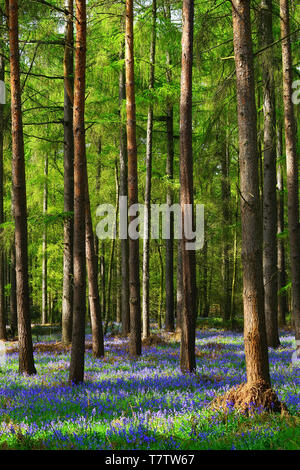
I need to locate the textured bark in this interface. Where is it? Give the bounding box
[125,0,141,357]
[232,0,270,386]
[10,239,17,336]
[276,124,288,326]
[164,2,175,333]
[69,0,87,385]
[179,0,196,374]
[42,154,48,325]
[119,30,130,337]
[0,21,6,340]
[176,240,183,329]
[9,0,36,375]
[280,0,300,353]
[258,0,280,348]
[85,181,104,358]
[142,0,156,340]
[62,0,74,345]
[220,133,231,322]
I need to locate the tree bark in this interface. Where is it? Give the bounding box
[0,19,6,340]
[232,0,270,386]
[125,0,141,357]
[142,0,156,340]
[9,0,36,375]
[42,154,48,325]
[85,181,104,358]
[164,2,175,333]
[280,0,300,355]
[220,132,231,322]
[119,27,130,337]
[179,0,196,374]
[276,124,288,326]
[10,239,17,336]
[62,0,74,346]
[259,0,280,348]
[69,0,87,385]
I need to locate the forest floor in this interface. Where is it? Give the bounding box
[0,323,299,450]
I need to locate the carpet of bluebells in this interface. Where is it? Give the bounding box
[0,327,299,450]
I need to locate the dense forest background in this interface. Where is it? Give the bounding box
[0,0,299,369]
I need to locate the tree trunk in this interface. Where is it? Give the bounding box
[280,0,300,355]
[119,28,130,337]
[164,2,175,333]
[42,154,48,325]
[175,241,183,329]
[9,0,36,375]
[179,0,196,374]
[232,0,270,386]
[220,132,231,323]
[276,124,288,326]
[259,0,280,348]
[0,22,6,340]
[125,0,141,357]
[10,239,17,336]
[85,180,104,358]
[62,0,74,345]
[69,0,87,385]
[142,0,156,340]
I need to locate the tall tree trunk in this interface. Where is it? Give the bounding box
[0,20,6,340]
[100,241,106,319]
[125,0,141,357]
[119,28,130,337]
[231,0,270,386]
[276,124,288,326]
[164,2,175,333]
[9,0,36,375]
[62,0,74,345]
[142,0,156,340]
[176,240,183,329]
[10,239,17,336]
[179,0,196,374]
[220,131,231,322]
[280,0,300,355]
[42,154,48,325]
[85,181,104,358]
[69,0,87,385]
[259,0,280,348]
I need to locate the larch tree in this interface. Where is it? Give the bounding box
[119,19,130,337]
[142,0,156,340]
[125,0,141,357]
[69,0,87,385]
[280,0,300,357]
[164,1,175,333]
[0,13,6,341]
[62,0,74,346]
[9,0,36,375]
[258,0,280,348]
[179,0,197,374]
[213,0,283,411]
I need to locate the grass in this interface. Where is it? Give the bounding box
[0,325,299,450]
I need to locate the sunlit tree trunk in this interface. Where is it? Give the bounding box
[62,0,74,345]
[232,0,270,386]
[0,20,6,340]
[179,0,197,374]
[69,0,87,385]
[258,0,280,348]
